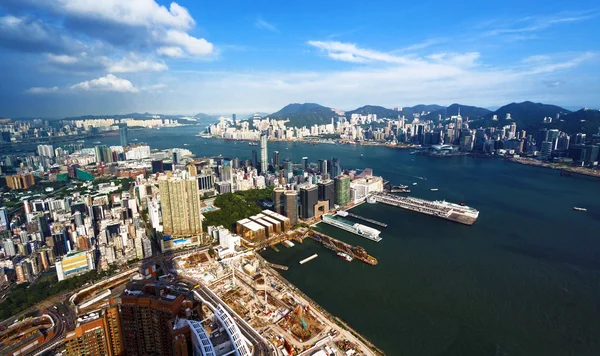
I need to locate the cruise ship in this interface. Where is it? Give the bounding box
[321,214,382,242]
[372,192,479,225]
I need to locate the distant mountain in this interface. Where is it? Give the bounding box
[345,105,402,119]
[422,103,491,121]
[549,109,600,135]
[404,104,445,115]
[478,101,571,128]
[63,112,178,120]
[194,113,217,120]
[269,103,337,127]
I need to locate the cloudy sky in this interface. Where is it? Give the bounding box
[0,0,598,117]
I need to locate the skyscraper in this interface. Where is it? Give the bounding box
[284,190,298,225]
[273,151,279,170]
[319,159,328,177]
[334,175,351,206]
[330,158,341,178]
[119,124,128,147]
[318,180,335,208]
[299,185,318,219]
[158,176,203,236]
[302,157,308,170]
[252,150,258,169]
[260,132,268,173]
[273,187,286,215]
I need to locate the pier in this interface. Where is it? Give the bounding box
[299,254,319,264]
[307,230,378,265]
[266,262,289,271]
[338,211,387,227]
[321,215,382,242]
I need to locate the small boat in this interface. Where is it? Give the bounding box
[430,188,439,192]
[77,140,84,143]
[412,182,417,186]
[184,143,189,146]
[93,141,101,144]
[132,138,138,142]
[573,207,587,212]
[337,252,353,262]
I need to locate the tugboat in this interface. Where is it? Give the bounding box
[573,207,587,212]
[337,252,354,262]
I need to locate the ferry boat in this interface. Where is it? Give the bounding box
[412,182,418,186]
[430,188,439,192]
[573,207,587,212]
[337,252,354,262]
[93,141,101,144]
[77,140,85,143]
[248,142,258,146]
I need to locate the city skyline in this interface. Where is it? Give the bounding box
[0,0,599,117]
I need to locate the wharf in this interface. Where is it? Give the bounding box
[306,230,378,265]
[266,262,289,271]
[339,211,387,227]
[321,215,382,242]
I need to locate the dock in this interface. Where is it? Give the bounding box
[299,254,318,265]
[266,262,289,271]
[338,211,387,227]
[307,230,378,265]
[321,215,382,242]
[372,192,479,225]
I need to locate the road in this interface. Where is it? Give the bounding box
[180,276,275,356]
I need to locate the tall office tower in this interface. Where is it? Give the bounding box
[283,159,293,173]
[172,151,180,165]
[575,133,587,145]
[334,175,351,206]
[547,129,560,150]
[318,159,328,177]
[151,160,164,173]
[302,157,308,170]
[252,150,258,169]
[232,157,240,169]
[318,180,335,208]
[232,113,237,122]
[273,151,280,170]
[119,280,202,356]
[509,122,517,139]
[330,158,341,178]
[284,190,298,225]
[273,187,286,215]
[197,174,214,191]
[260,132,268,173]
[119,124,129,147]
[557,134,570,151]
[536,129,549,150]
[299,185,318,219]
[158,176,203,236]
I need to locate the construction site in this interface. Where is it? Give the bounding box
[175,247,378,355]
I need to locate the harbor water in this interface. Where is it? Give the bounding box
[66,126,600,355]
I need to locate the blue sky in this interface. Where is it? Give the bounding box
[0,0,598,117]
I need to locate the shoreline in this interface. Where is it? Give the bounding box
[257,256,386,355]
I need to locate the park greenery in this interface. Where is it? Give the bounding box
[0,265,117,320]
[202,188,273,232]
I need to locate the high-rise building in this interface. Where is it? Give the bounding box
[330,158,341,178]
[95,145,113,164]
[318,159,328,177]
[251,150,258,169]
[151,160,164,173]
[273,151,279,170]
[273,187,286,215]
[575,133,587,145]
[540,141,553,160]
[284,190,298,225]
[334,175,351,206]
[119,124,129,147]
[318,180,335,208]
[6,173,35,190]
[0,207,8,231]
[172,151,180,165]
[119,280,202,356]
[197,174,214,191]
[547,129,560,150]
[63,305,123,356]
[260,132,268,173]
[158,175,203,236]
[299,185,318,219]
[37,144,55,158]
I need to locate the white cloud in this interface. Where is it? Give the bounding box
[308,40,415,64]
[10,0,195,29]
[0,15,82,54]
[255,18,279,33]
[47,54,79,64]
[26,86,59,94]
[70,74,138,92]
[480,12,598,39]
[157,46,185,58]
[107,57,168,73]
[156,30,214,57]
